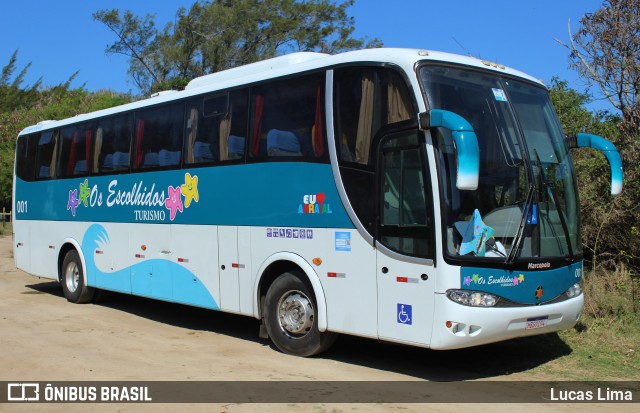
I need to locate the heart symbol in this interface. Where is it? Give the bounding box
[316,192,325,205]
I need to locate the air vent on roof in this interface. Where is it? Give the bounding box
[149,90,179,98]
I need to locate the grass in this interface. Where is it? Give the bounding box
[533,267,640,380]
[535,316,640,380]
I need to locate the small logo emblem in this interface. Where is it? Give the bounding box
[535,286,544,300]
[397,303,412,325]
[7,383,40,401]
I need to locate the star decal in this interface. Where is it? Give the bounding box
[181,173,199,208]
[165,185,184,221]
[455,209,495,256]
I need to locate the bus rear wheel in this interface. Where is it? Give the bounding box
[61,250,95,303]
[263,272,336,357]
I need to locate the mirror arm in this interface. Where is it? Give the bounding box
[569,133,623,196]
[421,109,479,191]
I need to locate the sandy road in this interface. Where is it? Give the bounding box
[0,235,633,412]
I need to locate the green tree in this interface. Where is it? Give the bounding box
[556,1,640,275]
[0,50,42,112]
[0,88,130,205]
[94,0,381,95]
[549,78,616,269]
[561,0,640,139]
[549,77,595,136]
[0,51,132,205]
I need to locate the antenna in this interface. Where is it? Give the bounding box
[452,37,471,56]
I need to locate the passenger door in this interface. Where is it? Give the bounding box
[376,130,436,346]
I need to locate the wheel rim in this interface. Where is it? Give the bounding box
[277,290,314,338]
[65,261,79,293]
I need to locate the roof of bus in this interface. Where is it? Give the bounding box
[18,48,544,136]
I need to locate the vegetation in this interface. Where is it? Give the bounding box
[549,0,640,374]
[93,0,381,95]
[533,263,640,380]
[557,0,640,275]
[0,50,131,205]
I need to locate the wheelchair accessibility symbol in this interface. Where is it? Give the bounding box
[397,303,412,325]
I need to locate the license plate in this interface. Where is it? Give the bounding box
[526,316,548,330]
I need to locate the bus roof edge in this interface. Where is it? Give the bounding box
[185,52,330,91]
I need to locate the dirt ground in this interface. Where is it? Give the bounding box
[0,235,634,413]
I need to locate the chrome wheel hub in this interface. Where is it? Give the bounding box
[65,262,79,293]
[277,291,314,337]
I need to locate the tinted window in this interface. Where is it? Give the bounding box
[94,114,133,174]
[250,73,326,160]
[134,103,185,169]
[15,134,36,181]
[334,68,414,166]
[35,130,58,179]
[58,123,93,178]
[184,90,248,165]
[379,132,432,258]
[333,67,416,236]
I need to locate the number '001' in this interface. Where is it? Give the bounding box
[16,201,27,213]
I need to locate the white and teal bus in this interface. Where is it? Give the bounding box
[13,48,623,356]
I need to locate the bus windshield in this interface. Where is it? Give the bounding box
[420,64,581,262]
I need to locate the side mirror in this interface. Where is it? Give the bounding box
[421,109,479,190]
[568,133,623,196]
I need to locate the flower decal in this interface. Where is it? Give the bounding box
[67,189,79,216]
[79,179,90,207]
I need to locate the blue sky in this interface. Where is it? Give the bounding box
[0,0,609,110]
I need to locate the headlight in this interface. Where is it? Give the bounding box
[565,282,583,298]
[447,289,498,307]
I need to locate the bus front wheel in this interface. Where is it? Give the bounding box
[61,250,95,303]
[263,272,336,357]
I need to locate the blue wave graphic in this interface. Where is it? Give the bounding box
[82,224,219,309]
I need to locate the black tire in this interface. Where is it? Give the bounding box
[60,250,95,303]
[263,272,337,357]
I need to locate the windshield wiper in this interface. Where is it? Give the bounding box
[533,150,574,259]
[505,183,534,265]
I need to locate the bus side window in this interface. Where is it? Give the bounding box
[35,130,58,179]
[335,68,414,166]
[94,114,132,174]
[334,68,381,165]
[135,102,184,170]
[250,74,325,160]
[16,134,36,182]
[333,67,416,236]
[58,123,93,178]
[184,90,248,165]
[224,91,248,161]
